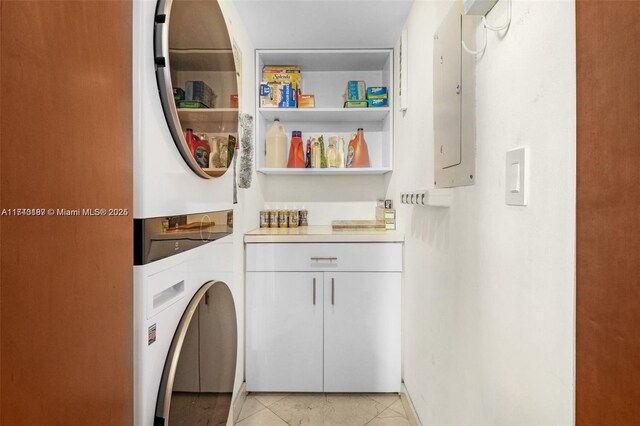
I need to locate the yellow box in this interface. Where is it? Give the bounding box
[298,94,315,108]
[263,66,302,106]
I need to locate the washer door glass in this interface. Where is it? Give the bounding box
[156,281,237,425]
[154,0,239,179]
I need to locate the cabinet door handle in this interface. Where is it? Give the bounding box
[310,256,338,261]
[313,278,316,305]
[331,278,335,305]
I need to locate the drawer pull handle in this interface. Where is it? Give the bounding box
[313,278,316,305]
[331,278,335,305]
[310,256,338,261]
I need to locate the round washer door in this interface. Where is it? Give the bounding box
[154,0,238,179]
[155,281,237,426]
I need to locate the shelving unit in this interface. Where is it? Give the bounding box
[255,49,393,175]
[170,49,237,177]
[172,49,238,135]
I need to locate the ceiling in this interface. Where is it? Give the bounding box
[231,0,414,49]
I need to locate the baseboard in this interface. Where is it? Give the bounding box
[400,383,422,426]
[231,382,248,424]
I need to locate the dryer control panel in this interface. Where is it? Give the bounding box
[134,209,233,265]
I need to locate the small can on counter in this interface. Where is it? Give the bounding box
[299,209,308,226]
[260,211,269,228]
[278,210,288,228]
[289,210,299,227]
[269,210,278,228]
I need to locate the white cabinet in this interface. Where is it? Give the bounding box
[246,243,402,392]
[246,271,324,392]
[323,272,401,392]
[255,50,394,175]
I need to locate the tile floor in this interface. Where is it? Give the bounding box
[236,393,412,426]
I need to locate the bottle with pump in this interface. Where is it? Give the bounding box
[265,118,287,168]
[287,131,305,168]
[346,128,370,168]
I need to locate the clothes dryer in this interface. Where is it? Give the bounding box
[133,0,238,219]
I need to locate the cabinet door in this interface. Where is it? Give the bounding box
[324,272,401,392]
[246,272,324,392]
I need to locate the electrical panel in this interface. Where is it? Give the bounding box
[433,4,476,188]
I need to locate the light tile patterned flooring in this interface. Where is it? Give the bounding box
[236,393,411,426]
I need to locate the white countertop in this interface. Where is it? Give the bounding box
[244,226,404,243]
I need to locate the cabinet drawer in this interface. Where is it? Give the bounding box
[246,243,402,272]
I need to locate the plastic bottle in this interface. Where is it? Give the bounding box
[305,138,311,168]
[346,128,370,168]
[337,136,345,168]
[265,119,287,168]
[287,131,305,168]
[319,135,327,168]
[209,135,221,168]
[327,137,338,168]
[185,128,196,152]
[185,128,210,168]
[311,137,321,168]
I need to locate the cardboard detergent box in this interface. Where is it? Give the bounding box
[260,82,296,108]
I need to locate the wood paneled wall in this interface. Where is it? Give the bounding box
[0,1,133,424]
[576,1,640,424]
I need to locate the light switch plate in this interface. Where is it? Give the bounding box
[505,147,528,206]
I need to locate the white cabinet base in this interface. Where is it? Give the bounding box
[324,272,401,392]
[246,243,402,393]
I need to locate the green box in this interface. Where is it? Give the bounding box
[344,101,368,108]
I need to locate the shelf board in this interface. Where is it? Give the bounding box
[202,167,228,177]
[258,107,390,123]
[169,49,235,71]
[177,108,238,124]
[257,167,392,175]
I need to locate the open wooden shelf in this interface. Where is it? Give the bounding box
[202,167,228,177]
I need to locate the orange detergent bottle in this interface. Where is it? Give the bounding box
[346,128,370,168]
[185,128,210,168]
[287,131,305,168]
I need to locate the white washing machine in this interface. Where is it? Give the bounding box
[132,0,240,424]
[134,225,236,426]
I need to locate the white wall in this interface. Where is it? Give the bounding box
[388,1,576,424]
[262,175,387,225]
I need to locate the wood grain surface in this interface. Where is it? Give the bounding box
[1,1,133,424]
[576,1,640,424]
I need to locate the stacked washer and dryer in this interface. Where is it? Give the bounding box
[133,0,239,425]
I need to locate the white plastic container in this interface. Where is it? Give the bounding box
[265,119,287,168]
